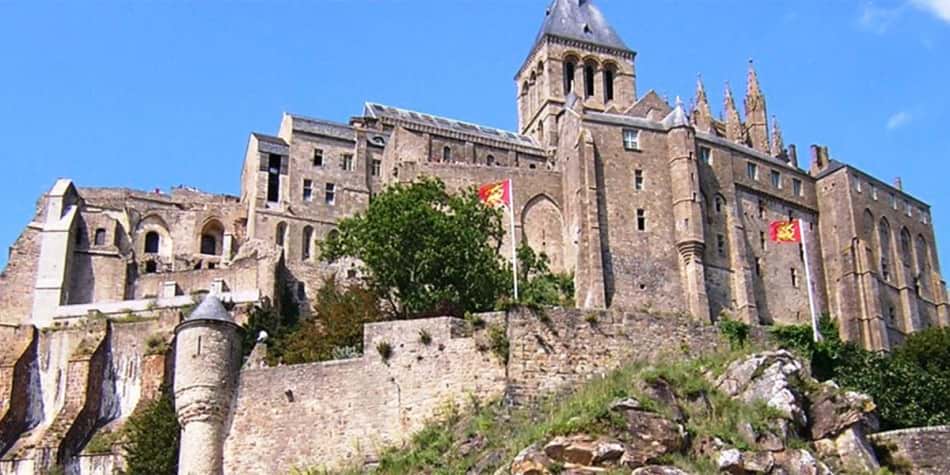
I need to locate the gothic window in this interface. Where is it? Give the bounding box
[879,218,891,281]
[302,226,313,261]
[603,65,615,102]
[636,209,646,231]
[622,129,639,150]
[584,63,596,98]
[94,228,106,246]
[563,59,576,94]
[144,232,160,254]
[900,227,912,265]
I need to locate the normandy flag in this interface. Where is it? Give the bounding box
[769,220,802,244]
[478,179,512,209]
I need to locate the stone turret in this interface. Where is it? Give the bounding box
[173,296,242,475]
[744,60,769,153]
[665,98,711,321]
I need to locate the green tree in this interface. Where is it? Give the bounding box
[281,277,384,364]
[122,390,180,475]
[321,177,511,318]
[241,285,301,365]
[515,242,574,308]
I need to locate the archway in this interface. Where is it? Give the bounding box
[521,194,565,273]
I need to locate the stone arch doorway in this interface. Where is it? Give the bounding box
[521,194,565,273]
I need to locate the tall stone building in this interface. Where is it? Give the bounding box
[0,0,946,349]
[1,1,949,473]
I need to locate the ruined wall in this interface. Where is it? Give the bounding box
[870,425,950,475]
[223,316,508,474]
[0,225,42,325]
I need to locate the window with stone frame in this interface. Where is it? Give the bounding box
[770,170,782,189]
[747,162,759,180]
[303,179,313,202]
[313,148,324,167]
[341,154,354,171]
[325,183,336,205]
[792,178,803,197]
[871,186,879,200]
[144,232,160,254]
[371,159,381,177]
[634,169,644,191]
[622,129,639,151]
[94,228,107,246]
[698,146,712,165]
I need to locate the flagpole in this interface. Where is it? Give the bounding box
[509,179,519,301]
[799,218,821,342]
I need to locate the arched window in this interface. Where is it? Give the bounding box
[144,232,160,254]
[915,235,931,297]
[603,64,616,102]
[276,222,287,247]
[900,227,912,265]
[302,226,313,261]
[94,228,107,246]
[879,218,891,281]
[200,220,224,256]
[563,59,576,94]
[714,196,724,214]
[442,146,452,162]
[487,154,495,166]
[584,63,596,98]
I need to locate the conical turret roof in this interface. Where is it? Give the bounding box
[535,0,631,52]
[185,295,232,322]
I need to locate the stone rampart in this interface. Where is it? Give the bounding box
[870,425,950,475]
[223,316,508,474]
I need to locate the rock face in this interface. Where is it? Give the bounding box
[715,350,807,427]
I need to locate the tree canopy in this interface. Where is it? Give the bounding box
[321,177,511,318]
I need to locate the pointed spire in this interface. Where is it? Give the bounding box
[723,81,746,144]
[744,59,769,152]
[691,75,713,133]
[663,96,690,129]
[770,115,785,159]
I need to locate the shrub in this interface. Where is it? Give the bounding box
[516,243,574,308]
[718,318,750,350]
[487,324,509,363]
[377,341,393,361]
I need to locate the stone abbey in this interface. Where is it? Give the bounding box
[0,1,947,473]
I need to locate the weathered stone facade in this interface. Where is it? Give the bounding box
[0,0,948,473]
[870,425,950,475]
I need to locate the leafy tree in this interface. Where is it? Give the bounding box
[281,277,384,364]
[241,285,301,365]
[322,177,511,318]
[122,389,180,475]
[515,242,574,308]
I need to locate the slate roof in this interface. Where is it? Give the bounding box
[251,133,287,146]
[288,113,356,141]
[363,102,541,149]
[536,0,630,52]
[185,295,233,322]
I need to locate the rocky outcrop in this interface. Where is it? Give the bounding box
[714,350,807,428]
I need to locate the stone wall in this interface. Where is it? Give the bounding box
[870,425,950,475]
[223,316,508,474]
[506,307,726,402]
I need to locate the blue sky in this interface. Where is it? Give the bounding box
[0,0,949,276]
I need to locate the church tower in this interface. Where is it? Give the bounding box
[516,0,636,147]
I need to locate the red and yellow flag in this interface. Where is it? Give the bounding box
[769,220,802,243]
[478,180,511,209]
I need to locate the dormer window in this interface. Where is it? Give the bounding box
[622,129,639,151]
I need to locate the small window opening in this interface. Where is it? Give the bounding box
[94,228,106,246]
[770,170,782,188]
[276,222,287,247]
[623,129,639,150]
[791,268,799,288]
[717,234,726,256]
[604,67,615,102]
[636,209,646,231]
[341,154,354,171]
[760,231,766,251]
[747,162,758,180]
[564,60,576,94]
[200,235,217,255]
[698,146,711,165]
[442,146,451,162]
[145,260,158,274]
[755,258,762,276]
[715,197,723,214]
[634,169,644,191]
[584,64,595,98]
[371,159,381,177]
[325,183,336,205]
[313,149,324,167]
[267,154,282,202]
[303,179,313,202]
[144,232,160,254]
[296,282,306,301]
[302,226,313,261]
[758,200,766,219]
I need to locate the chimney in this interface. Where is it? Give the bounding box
[894,177,903,191]
[809,144,822,170]
[787,144,798,169]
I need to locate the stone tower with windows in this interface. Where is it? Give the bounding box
[516,0,637,148]
[173,296,243,475]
